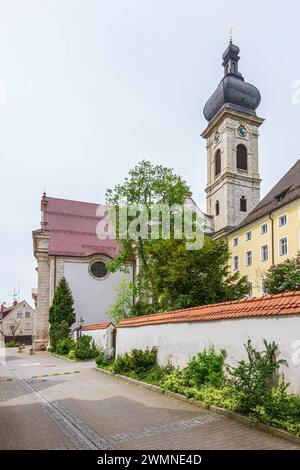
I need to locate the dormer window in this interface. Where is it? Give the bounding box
[275,187,290,202]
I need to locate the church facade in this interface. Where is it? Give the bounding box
[32,195,133,351]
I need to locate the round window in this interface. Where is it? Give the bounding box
[90,261,107,279]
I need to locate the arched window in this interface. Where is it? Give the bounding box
[215,200,220,216]
[240,196,247,212]
[215,149,221,177]
[237,144,248,171]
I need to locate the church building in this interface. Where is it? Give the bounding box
[32,195,133,351]
[202,39,263,238]
[32,39,300,350]
[202,40,300,296]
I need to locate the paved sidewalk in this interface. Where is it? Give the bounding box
[0,349,299,450]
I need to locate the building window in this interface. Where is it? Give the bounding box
[233,255,239,271]
[246,231,252,241]
[278,214,287,227]
[89,260,108,279]
[261,223,268,235]
[246,250,252,267]
[215,149,221,177]
[25,311,31,318]
[25,323,31,330]
[261,244,268,262]
[240,196,247,212]
[233,237,239,247]
[215,200,220,216]
[279,237,288,256]
[17,312,22,318]
[236,144,248,171]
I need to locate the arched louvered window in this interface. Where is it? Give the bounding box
[240,196,247,212]
[237,144,248,171]
[215,200,220,216]
[215,149,221,177]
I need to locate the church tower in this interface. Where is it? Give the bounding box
[202,40,264,238]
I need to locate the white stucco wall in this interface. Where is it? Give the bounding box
[116,316,300,394]
[82,329,106,349]
[64,262,132,326]
[81,324,115,351]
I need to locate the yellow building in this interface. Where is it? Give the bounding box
[227,160,300,297]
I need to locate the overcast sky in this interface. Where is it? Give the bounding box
[0,0,299,305]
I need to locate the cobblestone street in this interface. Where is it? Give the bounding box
[0,349,299,450]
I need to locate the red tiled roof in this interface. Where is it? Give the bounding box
[0,301,23,318]
[118,291,300,328]
[81,322,114,331]
[37,195,120,257]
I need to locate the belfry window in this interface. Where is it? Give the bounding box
[215,149,221,177]
[240,196,247,212]
[215,200,220,216]
[237,144,248,171]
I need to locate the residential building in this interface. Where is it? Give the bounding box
[228,160,300,296]
[0,300,35,344]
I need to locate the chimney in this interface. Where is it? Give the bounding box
[13,300,17,306]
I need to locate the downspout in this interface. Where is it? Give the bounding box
[268,212,275,264]
[53,255,57,292]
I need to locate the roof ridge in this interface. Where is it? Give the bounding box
[230,159,300,232]
[45,195,106,207]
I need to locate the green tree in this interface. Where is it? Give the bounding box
[106,160,190,313]
[263,252,300,295]
[106,160,249,315]
[145,236,250,311]
[106,277,134,323]
[49,277,75,351]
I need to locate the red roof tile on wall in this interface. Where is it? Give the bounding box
[41,196,119,257]
[81,322,114,331]
[118,291,300,328]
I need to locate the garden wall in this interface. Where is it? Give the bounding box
[117,311,300,394]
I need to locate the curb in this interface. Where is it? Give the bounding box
[94,367,300,447]
[49,352,77,362]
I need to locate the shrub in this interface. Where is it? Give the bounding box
[56,338,75,355]
[95,349,113,367]
[75,335,98,360]
[184,347,226,387]
[5,341,20,348]
[251,383,300,436]
[263,252,300,294]
[228,339,286,414]
[111,347,158,374]
[67,349,76,360]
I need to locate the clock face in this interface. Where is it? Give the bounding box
[237,125,247,138]
[213,132,220,144]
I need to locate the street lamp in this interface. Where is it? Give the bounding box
[79,317,84,338]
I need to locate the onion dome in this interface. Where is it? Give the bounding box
[203,41,261,122]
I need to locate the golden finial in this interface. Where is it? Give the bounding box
[229,28,233,44]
